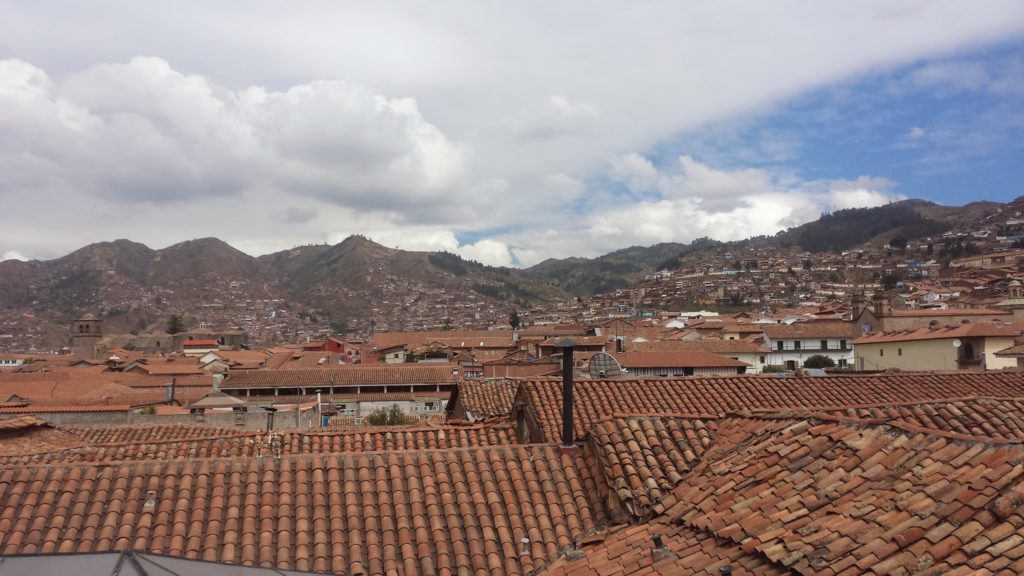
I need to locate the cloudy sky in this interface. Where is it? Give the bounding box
[2,2,1023,267]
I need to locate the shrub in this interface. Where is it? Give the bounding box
[803,355,836,369]
[365,404,418,426]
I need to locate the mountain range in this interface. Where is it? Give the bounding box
[0,197,1014,346]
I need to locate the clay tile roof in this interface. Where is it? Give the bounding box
[0,416,88,457]
[450,379,518,421]
[887,307,1011,317]
[220,364,459,389]
[813,397,1024,441]
[588,415,717,520]
[629,339,769,354]
[545,414,1024,575]
[0,422,519,466]
[518,371,1024,443]
[610,351,749,369]
[658,416,1024,575]
[0,444,609,574]
[0,415,46,431]
[541,519,789,576]
[852,322,1022,344]
[762,320,855,339]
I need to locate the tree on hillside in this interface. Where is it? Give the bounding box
[889,235,908,250]
[165,314,184,335]
[508,309,521,330]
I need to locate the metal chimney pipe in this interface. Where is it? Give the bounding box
[553,338,578,448]
[264,406,278,435]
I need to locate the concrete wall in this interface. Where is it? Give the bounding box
[34,409,319,429]
[855,340,956,371]
[855,337,1016,371]
[33,411,133,426]
[984,336,1017,370]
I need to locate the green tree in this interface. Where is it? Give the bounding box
[441,318,454,331]
[803,355,836,369]
[889,235,908,250]
[508,309,521,330]
[165,314,184,335]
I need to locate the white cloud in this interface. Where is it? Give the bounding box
[502,156,905,266]
[458,239,515,268]
[2,250,28,262]
[0,57,465,210]
[1,2,1022,262]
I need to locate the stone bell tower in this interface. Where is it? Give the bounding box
[71,313,104,359]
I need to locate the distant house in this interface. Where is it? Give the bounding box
[762,321,855,370]
[852,322,1020,371]
[181,339,220,357]
[609,350,750,376]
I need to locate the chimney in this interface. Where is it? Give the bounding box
[263,406,278,434]
[553,338,578,448]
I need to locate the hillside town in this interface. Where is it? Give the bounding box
[5,3,1024,574]
[4,225,1024,572]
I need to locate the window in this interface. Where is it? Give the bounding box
[838,359,847,368]
[820,340,828,350]
[759,356,766,364]
[840,340,847,349]
[776,341,783,351]
[880,349,884,357]
[898,348,902,356]
[794,341,801,350]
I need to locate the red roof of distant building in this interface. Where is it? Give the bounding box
[183,339,219,347]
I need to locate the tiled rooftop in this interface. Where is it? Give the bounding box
[0,444,608,575]
[65,424,247,446]
[0,423,517,466]
[221,365,458,389]
[588,415,717,520]
[610,351,749,369]
[518,372,1024,443]
[543,519,789,576]
[812,397,1024,441]
[544,414,1024,575]
[762,321,855,339]
[664,416,1024,574]
[450,378,519,421]
[0,417,87,457]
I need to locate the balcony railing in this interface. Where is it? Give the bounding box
[958,356,983,368]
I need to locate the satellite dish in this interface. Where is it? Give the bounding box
[588,352,623,379]
[952,339,962,348]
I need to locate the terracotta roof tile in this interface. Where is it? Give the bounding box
[588,416,717,521]
[518,372,1024,443]
[541,519,789,576]
[0,444,608,574]
[221,364,458,389]
[0,417,88,457]
[853,322,1023,344]
[812,397,1024,441]
[450,379,519,421]
[610,351,749,369]
[762,320,855,339]
[628,339,769,354]
[659,415,1024,575]
[0,423,517,466]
